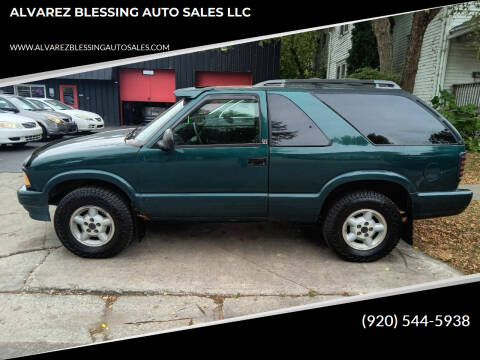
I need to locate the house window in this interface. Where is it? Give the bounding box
[339,24,349,36]
[336,62,347,79]
[14,84,46,98]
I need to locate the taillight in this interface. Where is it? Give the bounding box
[459,152,466,179]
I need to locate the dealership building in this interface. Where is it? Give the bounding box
[0,41,280,126]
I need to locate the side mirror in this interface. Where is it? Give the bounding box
[157,128,175,151]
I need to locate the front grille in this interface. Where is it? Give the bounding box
[22,122,37,128]
[88,124,95,128]
[62,118,71,123]
[25,134,41,141]
[95,117,102,122]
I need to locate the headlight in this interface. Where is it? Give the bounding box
[0,121,18,128]
[47,116,62,124]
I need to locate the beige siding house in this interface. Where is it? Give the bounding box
[326,3,480,105]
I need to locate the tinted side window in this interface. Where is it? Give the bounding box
[173,98,260,145]
[315,93,457,145]
[268,94,330,146]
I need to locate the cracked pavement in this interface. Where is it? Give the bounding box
[0,172,462,358]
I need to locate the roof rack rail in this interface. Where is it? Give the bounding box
[253,78,401,90]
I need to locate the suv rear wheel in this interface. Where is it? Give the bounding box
[54,186,135,258]
[322,190,401,262]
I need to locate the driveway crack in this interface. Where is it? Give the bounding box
[22,249,53,290]
[124,318,191,325]
[0,246,61,259]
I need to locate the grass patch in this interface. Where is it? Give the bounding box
[413,201,480,274]
[461,152,480,184]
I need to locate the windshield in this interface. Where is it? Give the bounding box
[134,99,186,143]
[45,99,73,110]
[10,97,39,110]
[29,99,52,110]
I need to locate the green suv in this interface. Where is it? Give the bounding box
[17,79,473,261]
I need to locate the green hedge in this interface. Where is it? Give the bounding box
[432,89,480,152]
[347,67,401,84]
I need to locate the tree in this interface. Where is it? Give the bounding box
[401,8,442,92]
[346,21,379,72]
[279,31,327,78]
[371,18,393,73]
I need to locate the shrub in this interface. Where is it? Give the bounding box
[431,89,480,152]
[346,22,379,73]
[347,67,401,84]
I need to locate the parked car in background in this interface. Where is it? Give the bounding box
[0,95,77,140]
[142,105,168,123]
[27,98,104,132]
[17,79,472,261]
[0,110,42,146]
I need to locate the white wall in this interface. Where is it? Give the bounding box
[412,9,448,102]
[326,25,353,79]
[413,3,480,102]
[392,13,413,73]
[443,36,480,92]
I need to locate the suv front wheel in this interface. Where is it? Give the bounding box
[322,190,401,262]
[54,186,135,258]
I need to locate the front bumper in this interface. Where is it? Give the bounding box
[17,185,50,221]
[48,122,78,136]
[0,127,43,144]
[412,189,473,219]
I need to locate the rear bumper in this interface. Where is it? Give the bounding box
[412,189,473,219]
[17,185,50,221]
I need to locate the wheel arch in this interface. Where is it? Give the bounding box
[45,170,139,209]
[318,171,415,220]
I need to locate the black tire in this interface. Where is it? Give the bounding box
[39,124,48,141]
[322,190,401,262]
[54,186,135,258]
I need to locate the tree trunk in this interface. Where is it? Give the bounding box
[312,29,329,77]
[289,47,304,77]
[371,18,393,73]
[401,8,441,92]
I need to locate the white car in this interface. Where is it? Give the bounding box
[27,98,105,132]
[0,111,43,146]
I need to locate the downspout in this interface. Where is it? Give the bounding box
[433,8,450,99]
[326,29,334,79]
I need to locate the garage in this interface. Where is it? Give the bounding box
[119,68,176,125]
[195,71,252,87]
[2,42,281,126]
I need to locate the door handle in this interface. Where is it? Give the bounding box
[248,157,266,166]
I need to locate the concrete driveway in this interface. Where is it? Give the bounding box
[0,172,461,358]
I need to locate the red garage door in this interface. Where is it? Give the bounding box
[195,71,252,87]
[119,69,176,102]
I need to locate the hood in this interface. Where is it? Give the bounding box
[25,128,136,168]
[69,109,101,119]
[0,112,37,123]
[37,110,72,121]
